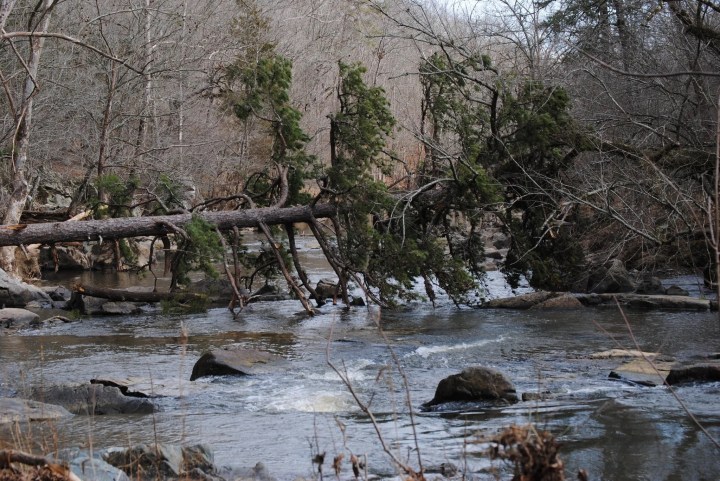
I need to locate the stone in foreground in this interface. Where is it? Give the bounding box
[422,367,518,409]
[0,397,72,423]
[190,346,282,381]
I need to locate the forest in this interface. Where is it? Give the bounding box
[1,0,719,307]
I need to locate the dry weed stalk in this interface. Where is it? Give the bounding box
[478,424,566,481]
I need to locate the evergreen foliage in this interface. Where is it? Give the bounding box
[170,215,224,289]
[417,51,584,292]
[227,54,316,206]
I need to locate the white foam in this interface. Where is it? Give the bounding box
[410,336,506,359]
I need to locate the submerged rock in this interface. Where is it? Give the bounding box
[422,367,518,409]
[190,347,282,381]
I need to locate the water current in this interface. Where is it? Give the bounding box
[1,240,719,481]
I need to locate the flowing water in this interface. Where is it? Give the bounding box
[1,242,719,481]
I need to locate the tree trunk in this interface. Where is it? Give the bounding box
[0,0,55,275]
[72,284,204,303]
[0,204,336,246]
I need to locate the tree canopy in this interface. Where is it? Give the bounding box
[0,0,718,308]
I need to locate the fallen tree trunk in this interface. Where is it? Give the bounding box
[72,284,205,303]
[0,204,336,246]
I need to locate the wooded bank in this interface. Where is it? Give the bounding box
[0,204,336,246]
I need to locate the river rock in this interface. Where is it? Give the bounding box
[529,293,583,309]
[70,293,145,315]
[0,268,52,307]
[103,443,215,480]
[588,259,636,294]
[190,347,282,381]
[483,291,558,309]
[42,285,73,302]
[609,357,674,386]
[665,285,690,296]
[314,279,340,300]
[0,397,72,423]
[666,363,720,385]
[30,383,156,415]
[53,448,130,481]
[634,275,665,295]
[422,367,518,409]
[0,307,40,329]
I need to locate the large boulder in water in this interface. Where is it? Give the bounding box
[423,367,518,409]
[0,268,52,307]
[190,346,282,381]
[30,383,156,415]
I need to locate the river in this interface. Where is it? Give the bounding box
[0,242,719,481]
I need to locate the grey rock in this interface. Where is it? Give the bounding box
[43,285,73,301]
[104,443,215,480]
[423,367,518,408]
[0,307,40,329]
[190,347,282,381]
[483,291,558,309]
[635,275,665,295]
[530,293,583,309]
[30,383,156,415]
[588,259,636,294]
[53,448,130,481]
[0,397,72,423]
[0,268,52,307]
[314,279,339,300]
[665,285,690,296]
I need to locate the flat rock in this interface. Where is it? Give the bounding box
[577,293,711,310]
[483,291,558,309]
[0,307,40,329]
[530,293,583,309]
[190,347,282,381]
[591,349,659,359]
[90,377,201,398]
[609,358,674,386]
[30,383,156,415]
[0,397,72,423]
